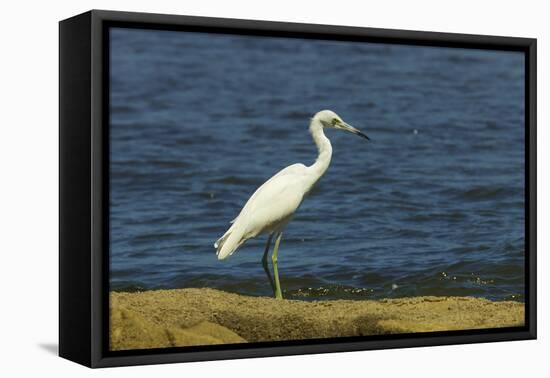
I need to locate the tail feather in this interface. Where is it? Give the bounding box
[214,230,230,250]
[215,225,246,260]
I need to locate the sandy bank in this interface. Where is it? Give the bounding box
[110,288,524,351]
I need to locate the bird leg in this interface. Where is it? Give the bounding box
[271,232,284,300]
[261,234,276,295]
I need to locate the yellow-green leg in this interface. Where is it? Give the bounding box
[271,232,283,300]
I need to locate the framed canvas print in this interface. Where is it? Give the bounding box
[59,10,536,368]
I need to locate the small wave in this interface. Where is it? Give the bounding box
[349,101,377,110]
[460,187,510,201]
[126,251,151,258]
[245,123,292,138]
[148,159,190,169]
[175,135,217,145]
[438,186,513,202]
[130,232,178,244]
[286,285,374,300]
[282,110,313,120]
[403,212,466,223]
[209,175,261,186]
[110,283,148,293]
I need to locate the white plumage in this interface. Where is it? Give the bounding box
[215,163,307,259]
[214,110,369,298]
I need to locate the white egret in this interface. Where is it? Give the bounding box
[214,110,369,299]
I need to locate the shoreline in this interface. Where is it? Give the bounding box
[110,288,524,351]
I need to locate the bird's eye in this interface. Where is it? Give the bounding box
[331,118,339,126]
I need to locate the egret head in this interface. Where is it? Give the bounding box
[313,110,370,140]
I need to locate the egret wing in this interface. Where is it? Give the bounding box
[231,163,307,224]
[238,173,306,237]
[216,163,308,259]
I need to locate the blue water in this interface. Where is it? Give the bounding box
[109,27,525,301]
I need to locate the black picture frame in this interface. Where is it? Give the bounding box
[59,9,537,368]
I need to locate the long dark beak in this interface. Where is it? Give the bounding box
[341,122,370,141]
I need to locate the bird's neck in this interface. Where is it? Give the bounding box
[308,119,332,181]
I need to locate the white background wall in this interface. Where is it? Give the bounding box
[0,0,546,376]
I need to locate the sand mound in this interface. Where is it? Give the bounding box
[110,305,245,350]
[110,288,524,351]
